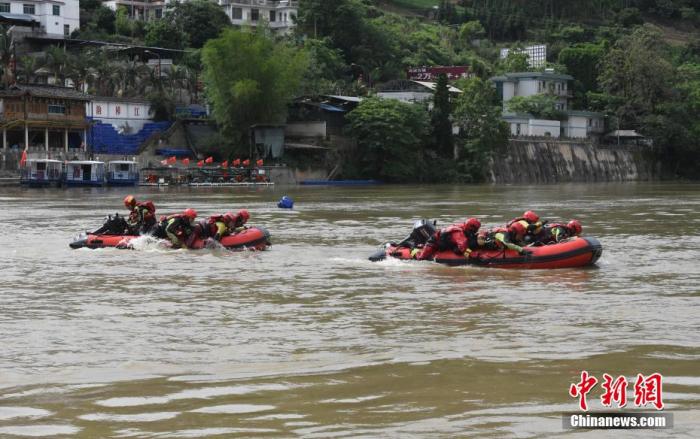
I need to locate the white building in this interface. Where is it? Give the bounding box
[219,0,297,34]
[0,0,79,36]
[102,0,298,34]
[102,0,166,21]
[491,71,605,140]
[86,97,152,133]
[500,45,547,68]
[491,71,573,111]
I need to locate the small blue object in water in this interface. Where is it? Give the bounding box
[278,195,294,209]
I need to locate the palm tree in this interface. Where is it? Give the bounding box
[0,25,15,86]
[17,55,42,84]
[66,50,97,93]
[43,45,68,86]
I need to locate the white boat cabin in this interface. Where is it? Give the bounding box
[64,160,106,186]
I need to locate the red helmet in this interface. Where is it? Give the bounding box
[124,195,136,209]
[237,209,250,223]
[463,217,481,232]
[183,208,197,221]
[508,221,527,237]
[567,219,582,236]
[523,210,539,223]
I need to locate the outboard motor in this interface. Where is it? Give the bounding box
[398,219,437,248]
[92,213,130,235]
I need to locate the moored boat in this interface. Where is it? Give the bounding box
[64,160,106,186]
[20,159,63,187]
[107,160,139,186]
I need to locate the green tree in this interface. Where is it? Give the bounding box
[452,77,509,181]
[145,20,188,50]
[500,51,529,73]
[598,24,675,128]
[166,0,230,48]
[202,28,309,150]
[115,7,131,36]
[298,38,348,95]
[506,94,566,120]
[346,97,429,182]
[558,43,605,93]
[459,20,486,45]
[430,73,454,159]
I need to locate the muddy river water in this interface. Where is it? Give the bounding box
[0,182,698,437]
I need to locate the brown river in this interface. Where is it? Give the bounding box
[0,183,699,438]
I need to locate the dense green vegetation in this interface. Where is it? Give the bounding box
[19,0,700,179]
[202,28,309,154]
[295,0,700,179]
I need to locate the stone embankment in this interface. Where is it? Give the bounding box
[488,139,656,183]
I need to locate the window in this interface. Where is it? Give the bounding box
[232,7,242,19]
[115,105,121,116]
[95,105,102,115]
[134,107,140,116]
[251,8,259,21]
[0,3,9,13]
[269,10,275,21]
[23,4,35,14]
[155,8,162,19]
[48,105,66,114]
[53,5,60,15]
[64,24,70,36]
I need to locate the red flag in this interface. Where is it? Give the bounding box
[233,158,241,167]
[197,160,204,167]
[182,158,190,165]
[160,159,168,165]
[256,159,263,167]
[242,159,250,167]
[221,160,228,168]
[205,156,213,164]
[20,150,27,167]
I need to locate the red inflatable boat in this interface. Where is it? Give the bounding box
[70,227,271,250]
[369,236,602,269]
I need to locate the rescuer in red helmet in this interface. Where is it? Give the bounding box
[413,217,482,260]
[164,208,197,248]
[123,195,156,234]
[187,209,252,247]
[476,221,532,255]
[539,219,583,244]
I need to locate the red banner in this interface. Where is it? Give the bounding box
[242,159,250,167]
[197,160,204,167]
[407,66,471,81]
[256,159,263,167]
[20,150,27,167]
[205,156,214,164]
[221,160,228,168]
[233,158,241,167]
[182,158,190,165]
[167,156,177,164]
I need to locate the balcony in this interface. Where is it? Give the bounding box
[223,0,298,7]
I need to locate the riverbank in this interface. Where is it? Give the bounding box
[487,139,656,183]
